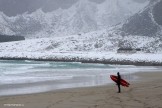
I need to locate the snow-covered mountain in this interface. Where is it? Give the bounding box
[121,0,162,37]
[1,0,162,65]
[1,0,162,53]
[0,0,149,38]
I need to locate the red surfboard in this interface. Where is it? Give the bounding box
[110,75,130,87]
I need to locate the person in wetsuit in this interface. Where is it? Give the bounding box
[117,72,121,93]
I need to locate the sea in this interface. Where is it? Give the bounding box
[0,60,161,96]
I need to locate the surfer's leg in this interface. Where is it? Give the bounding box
[117,84,121,93]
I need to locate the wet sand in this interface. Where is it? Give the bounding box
[0,71,162,108]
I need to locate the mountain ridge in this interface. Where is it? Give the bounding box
[0,0,149,38]
[121,0,162,37]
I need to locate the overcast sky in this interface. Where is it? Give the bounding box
[0,0,148,16]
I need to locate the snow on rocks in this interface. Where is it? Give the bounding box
[0,51,162,66]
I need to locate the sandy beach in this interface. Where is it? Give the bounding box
[0,71,162,108]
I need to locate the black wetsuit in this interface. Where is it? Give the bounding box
[117,72,121,93]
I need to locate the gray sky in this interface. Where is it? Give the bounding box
[0,0,105,16]
[0,0,147,16]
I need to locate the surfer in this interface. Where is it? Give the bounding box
[117,72,121,93]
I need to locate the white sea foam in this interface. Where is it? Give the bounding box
[0,76,73,84]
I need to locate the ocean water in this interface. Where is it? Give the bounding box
[0,60,160,96]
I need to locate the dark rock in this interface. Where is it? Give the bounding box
[0,34,25,42]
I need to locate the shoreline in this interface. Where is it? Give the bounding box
[1,60,161,97]
[0,71,162,108]
[0,57,162,66]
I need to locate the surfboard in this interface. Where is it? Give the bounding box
[110,75,130,87]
